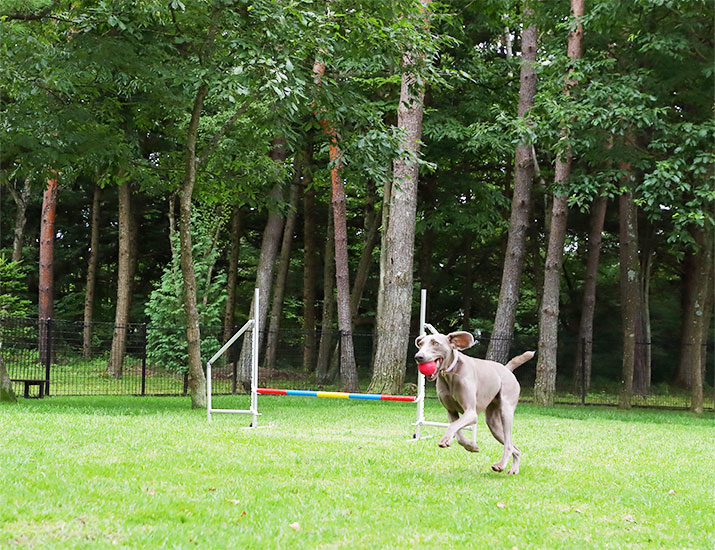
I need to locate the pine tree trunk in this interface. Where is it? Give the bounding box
[83,185,102,358]
[313,58,359,392]
[107,180,135,379]
[368,4,428,395]
[238,138,287,389]
[572,194,607,393]
[487,5,538,364]
[534,0,584,406]
[10,176,31,263]
[178,84,210,408]
[302,148,318,371]
[316,212,336,384]
[618,187,640,409]
[223,205,243,343]
[38,172,58,366]
[264,173,301,369]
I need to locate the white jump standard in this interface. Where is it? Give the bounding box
[206,288,474,443]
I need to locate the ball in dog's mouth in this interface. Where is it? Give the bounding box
[418,358,442,378]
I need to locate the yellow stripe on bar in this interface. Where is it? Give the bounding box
[316,391,350,399]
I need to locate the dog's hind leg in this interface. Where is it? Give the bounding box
[485,403,521,474]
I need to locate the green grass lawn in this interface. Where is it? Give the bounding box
[1,396,713,549]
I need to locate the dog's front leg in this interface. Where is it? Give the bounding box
[439,409,477,448]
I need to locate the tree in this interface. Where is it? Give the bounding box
[487,3,538,364]
[264,172,301,369]
[534,0,584,407]
[107,179,135,378]
[369,0,431,395]
[38,171,58,366]
[313,57,360,393]
[82,185,101,357]
[8,176,31,263]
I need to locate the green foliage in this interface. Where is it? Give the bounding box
[0,255,31,317]
[145,209,227,373]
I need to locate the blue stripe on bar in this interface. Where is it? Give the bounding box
[285,390,318,397]
[347,393,381,400]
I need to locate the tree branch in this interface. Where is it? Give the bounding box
[197,103,249,165]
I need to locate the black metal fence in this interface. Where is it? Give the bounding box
[1,316,712,410]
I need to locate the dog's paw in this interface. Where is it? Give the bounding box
[491,463,505,472]
[506,467,519,475]
[460,440,479,453]
[438,435,452,448]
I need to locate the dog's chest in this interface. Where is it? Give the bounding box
[436,375,466,414]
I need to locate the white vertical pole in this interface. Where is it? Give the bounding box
[207,360,212,423]
[250,287,260,427]
[415,288,427,439]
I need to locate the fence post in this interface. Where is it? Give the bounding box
[141,323,147,396]
[232,325,238,394]
[581,337,586,406]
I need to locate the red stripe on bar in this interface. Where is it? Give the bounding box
[257,388,287,396]
[379,394,416,402]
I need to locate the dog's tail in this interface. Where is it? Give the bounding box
[505,350,535,371]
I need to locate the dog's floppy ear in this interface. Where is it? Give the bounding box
[447,331,475,350]
[415,335,426,348]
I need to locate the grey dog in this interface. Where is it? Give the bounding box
[415,331,534,475]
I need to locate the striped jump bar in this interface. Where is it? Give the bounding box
[257,388,416,402]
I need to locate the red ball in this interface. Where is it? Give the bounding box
[418,361,437,376]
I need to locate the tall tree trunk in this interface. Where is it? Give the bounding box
[572,194,607,393]
[487,4,538,364]
[313,59,359,392]
[38,172,58,366]
[222,205,243,342]
[107,180,135,379]
[534,0,584,406]
[178,84,210,408]
[264,171,301,369]
[330,148,360,392]
[368,0,430,395]
[325,202,383,383]
[675,250,697,388]
[238,138,287,389]
[316,212,336,383]
[639,242,655,393]
[302,147,318,371]
[10,176,31,263]
[618,183,640,409]
[83,185,102,358]
[678,226,713,414]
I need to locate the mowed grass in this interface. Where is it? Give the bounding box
[1,396,713,549]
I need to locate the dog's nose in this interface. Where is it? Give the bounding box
[415,352,425,363]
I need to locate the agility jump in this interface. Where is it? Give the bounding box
[206,288,477,442]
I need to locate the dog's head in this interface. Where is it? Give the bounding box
[414,331,475,381]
